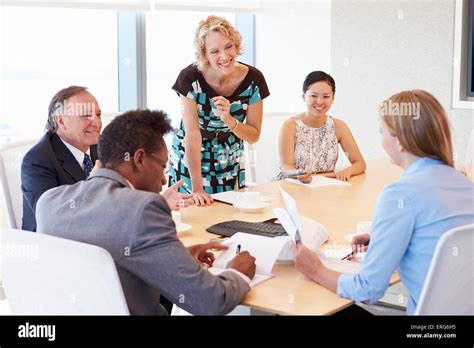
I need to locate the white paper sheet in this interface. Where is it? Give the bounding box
[285,175,351,188]
[279,188,302,242]
[317,251,361,273]
[211,191,275,205]
[209,232,288,287]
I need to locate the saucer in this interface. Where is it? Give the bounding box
[177,223,192,233]
[261,195,275,202]
[233,202,270,213]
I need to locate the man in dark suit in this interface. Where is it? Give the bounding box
[21,86,101,231]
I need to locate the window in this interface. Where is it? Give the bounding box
[1,6,119,143]
[145,10,236,128]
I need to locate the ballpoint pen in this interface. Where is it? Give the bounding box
[341,240,370,260]
[287,172,305,178]
[181,184,192,194]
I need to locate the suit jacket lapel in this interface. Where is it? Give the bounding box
[51,133,87,182]
[90,144,99,163]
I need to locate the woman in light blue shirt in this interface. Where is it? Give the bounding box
[293,89,474,314]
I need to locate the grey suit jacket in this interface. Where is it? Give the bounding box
[36,168,250,315]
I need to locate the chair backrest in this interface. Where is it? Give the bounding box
[2,228,129,315]
[415,223,474,315]
[0,139,37,228]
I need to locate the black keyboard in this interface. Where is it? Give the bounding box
[206,219,288,238]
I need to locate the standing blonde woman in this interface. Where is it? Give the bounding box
[169,15,269,206]
[293,90,474,314]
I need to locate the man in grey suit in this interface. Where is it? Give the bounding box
[36,109,256,315]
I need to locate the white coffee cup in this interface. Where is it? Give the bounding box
[239,191,262,207]
[172,211,182,227]
[357,221,372,235]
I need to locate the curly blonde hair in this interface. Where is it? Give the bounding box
[194,15,243,71]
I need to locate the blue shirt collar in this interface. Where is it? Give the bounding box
[404,157,443,176]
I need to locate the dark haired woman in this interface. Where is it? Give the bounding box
[277,71,365,183]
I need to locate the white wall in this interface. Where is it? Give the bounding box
[251,0,473,184]
[330,0,473,162]
[252,0,332,183]
[256,1,332,113]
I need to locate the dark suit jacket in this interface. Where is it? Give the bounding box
[21,132,98,231]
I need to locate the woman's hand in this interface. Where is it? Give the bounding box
[335,168,352,181]
[292,243,323,282]
[348,233,370,260]
[192,187,214,207]
[297,171,313,183]
[211,96,232,124]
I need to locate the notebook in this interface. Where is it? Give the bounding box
[208,232,288,287]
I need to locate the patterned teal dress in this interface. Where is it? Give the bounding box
[169,62,269,194]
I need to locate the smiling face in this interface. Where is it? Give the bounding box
[204,31,237,76]
[303,81,335,117]
[56,91,102,152]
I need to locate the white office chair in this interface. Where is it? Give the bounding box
[0,139,37,229]
[2,228,130,315]
[415,223,474,315]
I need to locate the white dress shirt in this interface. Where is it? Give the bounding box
[59,137,91,170]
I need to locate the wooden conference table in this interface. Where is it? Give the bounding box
[178,158,404,315]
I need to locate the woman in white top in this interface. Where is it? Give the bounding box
[277,71,366,183]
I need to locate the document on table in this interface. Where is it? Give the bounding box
[211,191,275,205]
[275,188,328,245]
[208,232,288,287]
[317,251,361,273]
[273,188,359,272]
[285,175,351,188]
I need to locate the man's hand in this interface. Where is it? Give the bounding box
[228,251,256,279]
[187,241,228,268]
[92,160,102,172]
[161,180,194,211]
